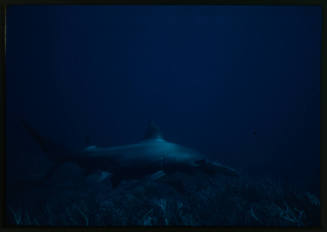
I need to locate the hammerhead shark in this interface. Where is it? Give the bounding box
[22,120,239,187]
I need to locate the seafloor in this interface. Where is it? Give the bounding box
[6,165,320,226]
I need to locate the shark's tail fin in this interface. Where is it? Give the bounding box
[22,120,69,158]
[22,120,53,153]
[21,121,78,187]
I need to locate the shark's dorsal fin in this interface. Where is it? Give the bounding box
[143,120,163,140]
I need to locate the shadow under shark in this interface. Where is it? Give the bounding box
[22,120,239,187]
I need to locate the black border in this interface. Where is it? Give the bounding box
[0,1,326,232]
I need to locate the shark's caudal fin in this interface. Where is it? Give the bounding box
[22,120,55,153]
[21,120,74,184]
[21,120,69,156]
[143,120,163,140]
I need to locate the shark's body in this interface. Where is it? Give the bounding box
[23,121,238,187]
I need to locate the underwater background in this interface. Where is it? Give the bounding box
[5,5,321,226]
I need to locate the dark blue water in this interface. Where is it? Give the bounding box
[5,5,321,226]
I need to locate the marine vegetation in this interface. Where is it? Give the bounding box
[6,169,320,226]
